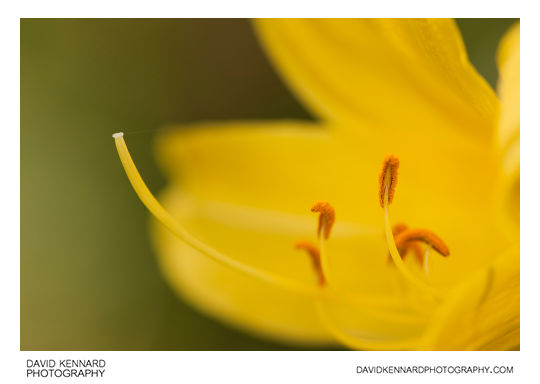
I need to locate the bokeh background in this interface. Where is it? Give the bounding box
[21,18,517,350]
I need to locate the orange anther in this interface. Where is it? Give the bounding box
[378,154,399,207]
[295,241,326,286]
[394,228,450,257]
[311,201,335,240]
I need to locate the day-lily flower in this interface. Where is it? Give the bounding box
[114,19,519,350]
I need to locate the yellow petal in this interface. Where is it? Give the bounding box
[495,23,520,234]
[419,246,519,350]
[254,19,498,142]
[156,120,510,282]
[154,121,335,217]
[151,185,431,345]
[150,121,511,345]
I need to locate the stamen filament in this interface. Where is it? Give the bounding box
[311,201,335,285]
[424,245,431,276]
[319,224,331,284]
[383,186,441,297]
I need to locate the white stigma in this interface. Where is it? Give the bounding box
[112,132,124,139]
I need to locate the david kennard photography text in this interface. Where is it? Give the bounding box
[27,359,106,378]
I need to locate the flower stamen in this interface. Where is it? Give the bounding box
[394,228,450,257]
[391,225,449,276]
[311,201,335,239]
[311,201,335,284]
[295,241,326,286]
[378,155,441,297]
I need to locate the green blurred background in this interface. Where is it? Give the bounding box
[21,18,517,350]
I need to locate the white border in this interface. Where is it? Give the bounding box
[4,0,538,383]
[19,351,522,383]
[7,0,524,18]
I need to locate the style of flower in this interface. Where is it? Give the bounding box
[113,19,519,350]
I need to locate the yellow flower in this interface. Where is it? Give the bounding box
[113,19,519,350]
